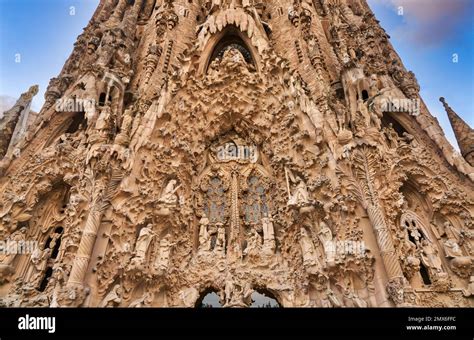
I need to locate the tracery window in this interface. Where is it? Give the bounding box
[204,177,226,224]
[197,137,273,256]
[244,176,269,223]
[401,211,444,286]
[38,227,64,292]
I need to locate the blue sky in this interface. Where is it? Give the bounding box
[0,0,99,109]
[367,0,474,149]
[0,0,472,149]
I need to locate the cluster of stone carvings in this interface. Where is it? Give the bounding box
[0,0,473,308]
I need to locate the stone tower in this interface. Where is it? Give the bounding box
[0,0,473,308]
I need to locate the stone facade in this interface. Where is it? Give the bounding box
[0,0,473,308]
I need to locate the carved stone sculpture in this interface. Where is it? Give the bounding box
[299,228,320,269]
[99,284,122,308]
[130,225,154,268]
[0,0,472,309]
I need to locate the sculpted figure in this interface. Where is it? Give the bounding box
[158,179,179,207]
[420,239,443,274]
[443,239,463,258]
[130,224,154,267]
[95,104,112,130]
[115,107,134,146]
[99,284,122,307]
[292,178,310,204]
[49,265,66,308]
[129,291,154,308]
[286,168,311,207]
[222,274,249,307]
[342,285,368,308]
[198,216,211,252]
[384,123,399,149]
[155,235,172,271]
[244,230,262,257]
[318,222,336,267]
[441,223,472,277]
[29,247,52,286]
[325,287,342,308]
[299,228,319,268]
[223,273,234,306]
[214,224,226,253]
[369,74,379,96]
[356,99,370,128]
[96,29,116,66]
[94,104,117,142]
[261,216,276,253]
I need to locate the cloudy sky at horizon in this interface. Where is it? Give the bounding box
[367,0,474,148]
[0,0,472,149]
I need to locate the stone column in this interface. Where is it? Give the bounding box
[96,0,118,23]
[354,148,407,305]
[67,206,104,285]
[367,205,404,280]
[122,0,145,37]
[229,169,241,259]
[109,0,128,26]
[67,167,123,286]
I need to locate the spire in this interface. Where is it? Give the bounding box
[0,85,38,159]
[440,97,474,166]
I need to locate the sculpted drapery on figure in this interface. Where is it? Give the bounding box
[299,228,320,270]
[130,224,155,268]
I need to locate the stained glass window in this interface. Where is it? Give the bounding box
[204,177,226,223]
[244,176,268,223]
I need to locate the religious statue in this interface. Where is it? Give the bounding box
[158,179,180,207]
[155,235,172,271]
[198,216,211,252]
[318,222,336,267]
[369,74,379,96]
[223,273,234,306]
[115,107,134,146]
[341,285,368,308]
[129,291,154,308]
[95,104,112,131]
[443,239,463,258]
[96,28,118,67]
[356,98,370,129]
[324,287,342,308]
[383,123,399,149]
[441,222,472,278]
[221,273,250,308]
[286,168,311,208]
[99,284,122,307]
[130,224,154,267]
[420,239,443,274]
[299,228,320,269]
[214,224,226,254]
[261,216,276,254]
[29,247,52,286]
[244,230,262,258]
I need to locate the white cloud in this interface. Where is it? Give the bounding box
[368,0,472,45]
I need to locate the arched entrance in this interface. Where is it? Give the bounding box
[195,288,222,308]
